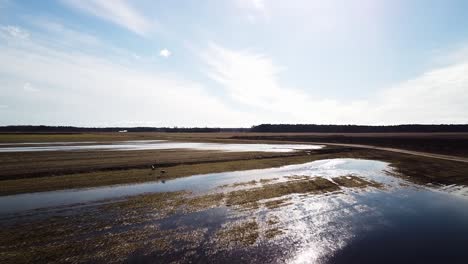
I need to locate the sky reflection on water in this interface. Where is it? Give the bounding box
[1,158,468,263]
[0,140,323,153]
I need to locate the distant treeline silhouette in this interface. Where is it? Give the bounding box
[0,125,227,133]
[2,124,468,133]
[250,124,468,133]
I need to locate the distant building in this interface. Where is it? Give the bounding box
[118,130,128,133]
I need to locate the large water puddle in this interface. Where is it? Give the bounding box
[1,158,466,215]
[2,159,468,263]
[0,159,388,214]
[0,140,323,153]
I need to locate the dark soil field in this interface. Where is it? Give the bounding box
[3,132,468,157]
[232,132,468,157]
[0,149,296,180]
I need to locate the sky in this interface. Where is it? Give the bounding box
[1,0,468,127]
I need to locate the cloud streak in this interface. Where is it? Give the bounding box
[62,0,154,36]
[203,43,468,125]
[0,25,29,39]
[0,24,251,127]
[237,0,269,23]
[1,21,467,126]
[23,82,39,92]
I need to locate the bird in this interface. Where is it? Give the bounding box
[160,170,166,174]
[151,164,157,170]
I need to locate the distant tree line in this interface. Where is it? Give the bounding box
[2,124,468,133]
[250,124,468,133]
[0,125,226,133]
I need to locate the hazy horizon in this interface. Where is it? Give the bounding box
[1,0,468,127]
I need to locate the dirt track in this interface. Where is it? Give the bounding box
[313,142,468,163]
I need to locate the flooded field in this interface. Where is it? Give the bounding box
[2,158,468,263]
[0,158,389,214]
[0,140,323,153]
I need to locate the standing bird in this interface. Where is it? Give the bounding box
[151,164,157,170]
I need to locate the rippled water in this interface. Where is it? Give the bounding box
[0,140,323,153]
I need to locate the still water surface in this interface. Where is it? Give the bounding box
[0,140,323,153]
[1,158,468,263]
[0,159,388,214]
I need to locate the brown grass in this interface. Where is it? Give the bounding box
[3,147,468,196]
[333,175,383,188]
[0,149,296,180]
[225,177,340,207]
[0,154,325,196]
[215,220,259,247]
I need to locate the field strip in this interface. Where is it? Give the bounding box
[305,142,468,163]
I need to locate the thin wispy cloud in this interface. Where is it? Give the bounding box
[61,0,154,36]
[237,0,269,22]
[32,18,102,47]
[374,60,468,124]
[203,43,290,109]
[203,43,468,124]
[0,25,29,39]
[23,82,39,92]
[0,24,250,126]
[237,0,266,12]
[247,0,265,11]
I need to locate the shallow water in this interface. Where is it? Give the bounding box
[0,140,323,153]
[2,158,468,263]
[274,187,468,264]
[0,159,390,214]
[1,158,466,216]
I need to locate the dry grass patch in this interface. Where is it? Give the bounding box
[225,177,340,207]
[332,175,383,188]
[259,178,279,184]
[0,154,322,196]
[265,228,284,239]
[215,220,259,247]
[264,198,293,209]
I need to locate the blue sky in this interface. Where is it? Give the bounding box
[1,0,468,127]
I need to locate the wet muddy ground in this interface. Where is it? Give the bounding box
[2,158,468,263]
